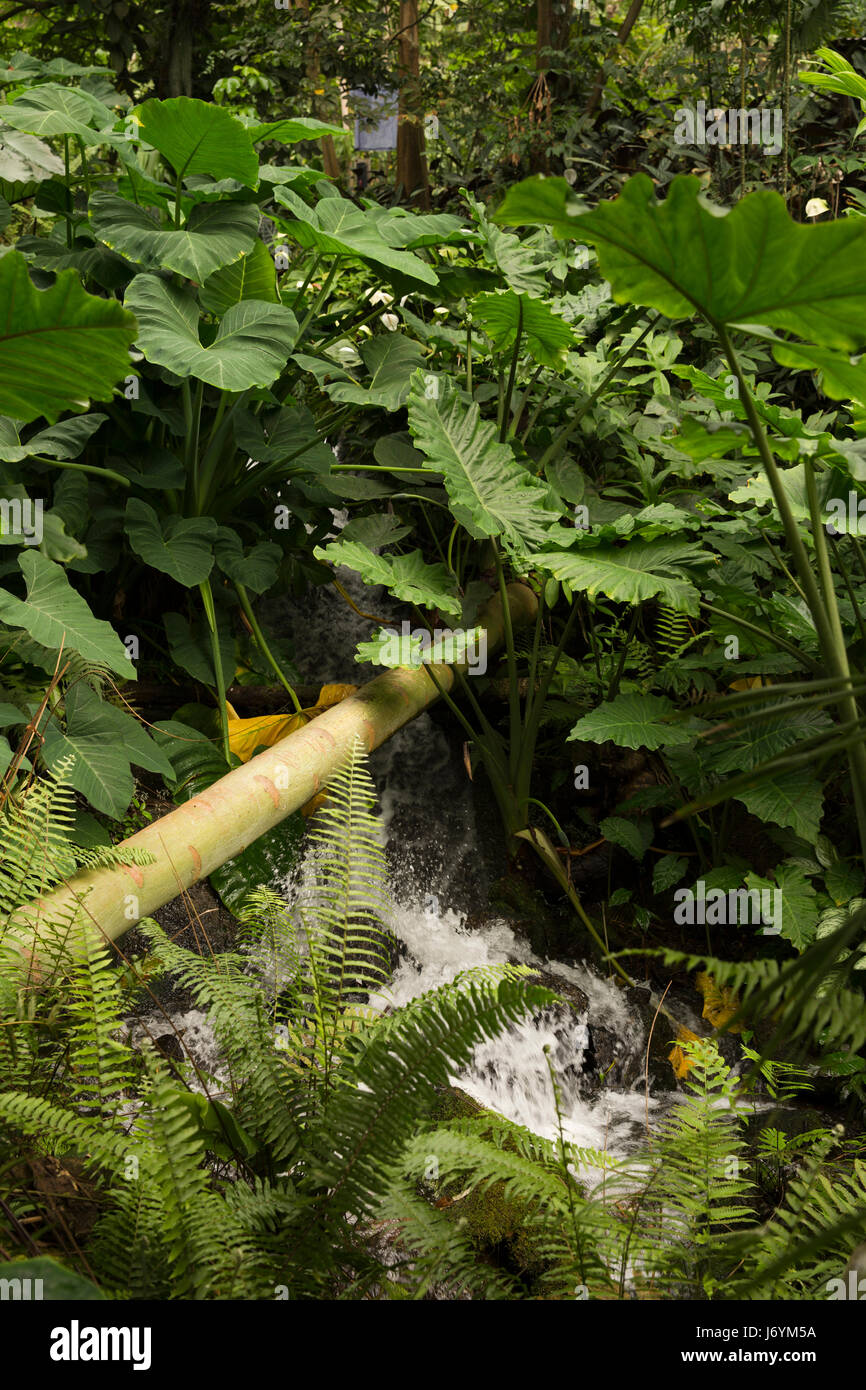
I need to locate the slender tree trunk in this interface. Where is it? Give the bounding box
[529,0,554,173]
[585,0,645,116]
[396,0,431,208]
[293,0,342,179]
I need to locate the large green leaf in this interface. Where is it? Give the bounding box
[233,404,333,471]
[274,186,438,287]
[163,611,235,687]
[747,864,819,949]
[470,289,576,368]
[0,551,130,672]
[125,275,298,389]
[472,196,548,297]
[246,116,345,145]
[135,97,259,186]
[0,413,106,463]
[325,334,425,412]
[1,83,115,145]
[770,339,866,409]
[0,251,136,424]
[214,528,281,593]
[0,123,64,190]
[199,238,279,315]
[125,498,216,586]
[91,195,258,281]
[533,539,702,613]
[736,769,824,842]
[497,173,866,350]
[406,373,560,556]
[313,540,462,618]
[569,693,693,751]
[42,683,171,816]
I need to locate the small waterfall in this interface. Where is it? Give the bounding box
[273,557,668,1161]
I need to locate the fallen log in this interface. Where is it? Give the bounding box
[4,584,537,975]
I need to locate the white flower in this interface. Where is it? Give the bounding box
[380,312,399,330]
[805,197,829,218]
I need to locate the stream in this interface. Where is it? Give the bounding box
[271,556,681,1160]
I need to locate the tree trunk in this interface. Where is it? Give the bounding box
[295,0,343,180]
[396,0,431,209]
[156,0,211,98]
[529,0,554,173]
[7,586,537,975]
[585,0,645,116]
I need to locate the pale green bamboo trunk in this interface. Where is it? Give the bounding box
[4,584,537,974]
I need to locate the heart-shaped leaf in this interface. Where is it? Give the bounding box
[91,194,259,282]
[1,83,116,145]
[274,186,438,287]
[214,528,282,593]
[42,683,172,816]
[470,289,576,368]
[125,498,216,586]
[325,334,425,412]
[246,116,345,145]
[125,274,298,390]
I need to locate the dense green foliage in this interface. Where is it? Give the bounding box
[2,1,866,1303]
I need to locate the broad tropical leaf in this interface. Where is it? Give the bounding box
[135,97,259,186]
[0,252,136,423]
[41,683,172,817]
[470,289,576,368]
[124,499,216,587]
[199,239,280,315]
[569,693,693,751]
[313,539,462,618]
[125,275,298,389]
[325,334,425,412]
[1,83,115,145]
[496,173,866,350]
[0,551,130,672]
[0,413,106,463]
[534,539,701,613]
[91,195,259,282]
[406,373,560,556]
[274,186,438,287]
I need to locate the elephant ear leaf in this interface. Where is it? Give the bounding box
[0,251,136,424]
[134,96,259,187]
[125,275,297,389]
[125,498,216,587]
[496,172,866,350]
[406,372,561,558]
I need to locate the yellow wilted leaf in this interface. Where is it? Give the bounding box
[695,971,743,1033]
[668,1025,700,1079]
[729,675,773,692]
[311,683,358,713]
[227,684,359,765]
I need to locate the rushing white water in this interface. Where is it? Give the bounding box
[272,559,666,1161]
